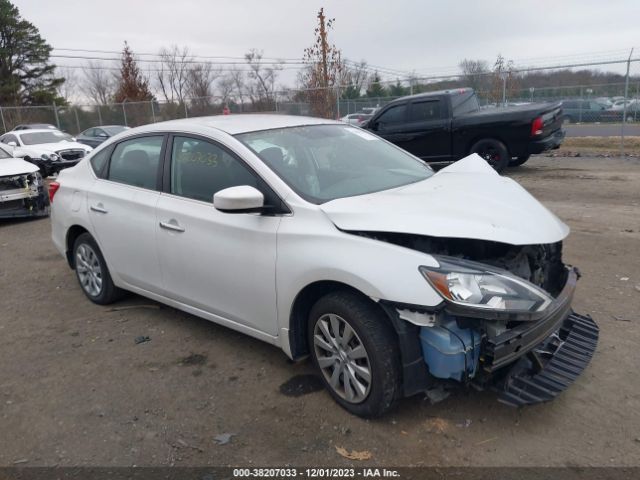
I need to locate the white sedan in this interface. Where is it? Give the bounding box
[50,115,597,416]
[0,129,93,177]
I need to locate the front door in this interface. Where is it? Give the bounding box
[155,135,281,335]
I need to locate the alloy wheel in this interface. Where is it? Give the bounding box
[313,313,372,403]
[76,243,103,297]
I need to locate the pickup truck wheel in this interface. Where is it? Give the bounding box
[470,139,510,172]
[509,155,531,167]
[308,291,401,418]
[73,233,123,305]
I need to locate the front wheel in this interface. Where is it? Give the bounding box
[73,233,123,304]
[470,138,510,172]
[308,291,401,417]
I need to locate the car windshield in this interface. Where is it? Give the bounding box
[236,124,433,204]
[20,131,70,145]
[102,126,128,135]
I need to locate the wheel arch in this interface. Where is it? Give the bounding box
[466,135,510,157]
[287,280,394,360]
[65,224,90,269]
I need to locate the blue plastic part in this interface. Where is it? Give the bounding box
[419,319,482,381]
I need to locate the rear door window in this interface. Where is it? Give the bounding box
[107,136,164,190]
[408,100,444,122]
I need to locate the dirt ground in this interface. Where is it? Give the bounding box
[1,155,639,467]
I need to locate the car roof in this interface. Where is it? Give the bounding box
[133,114,340,135]
[12,129,64,135]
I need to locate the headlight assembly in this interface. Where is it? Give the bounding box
[420,256,552,317]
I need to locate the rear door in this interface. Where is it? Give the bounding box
[399,97,451,160]
[87,134,166,293]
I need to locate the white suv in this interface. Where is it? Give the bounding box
[50,115,598,417]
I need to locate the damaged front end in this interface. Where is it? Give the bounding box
[367,232,599,407]
[0,171,50,219]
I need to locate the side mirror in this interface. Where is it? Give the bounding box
[214,185,264,213]
[70,137,77,141]
[98,133,108,138]
[7,141,17,147]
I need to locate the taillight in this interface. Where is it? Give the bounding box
[48,181,60,202]
[531,116,544,136]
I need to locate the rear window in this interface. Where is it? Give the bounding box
[451,92,479,116]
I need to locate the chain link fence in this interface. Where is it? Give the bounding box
[1,56,639,156]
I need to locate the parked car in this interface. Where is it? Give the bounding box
[339,113,373,126]
[0,143,49,219]
[363,88,565,170]
[11,123,58,131]
[0,129,93,177]
[50,115,597,417]
[592,100,640,123]
[560,100,607,123]
[76,125,130,148]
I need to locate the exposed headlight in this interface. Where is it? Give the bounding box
[420,256,552,315]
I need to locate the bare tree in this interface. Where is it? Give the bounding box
[489,54,519,105]
[156,45,192,104]
[187,63,219,113]
[82,61,115,105]
[342,60,369,99]
[190,63,219,99]
[217,73,236,105]
[459,58,489,93]
[299,8,345,117]
[245,48,282,109]
[56,67,79,103]
[230,70,246,110]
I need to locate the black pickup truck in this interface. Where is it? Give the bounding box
[363,88,565,171]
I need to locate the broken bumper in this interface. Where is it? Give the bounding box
[0,187,50,218]
[496,312,598,406]
[382,267,598,405]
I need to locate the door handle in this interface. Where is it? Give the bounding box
[159,220,185,233]
[90,204,108,214]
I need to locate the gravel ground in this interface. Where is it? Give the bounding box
[1,155,639,467]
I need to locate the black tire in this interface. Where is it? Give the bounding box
[308,291,401,418]
[72,232,123,305]
[469,138,510,172]
[509,154,531,167]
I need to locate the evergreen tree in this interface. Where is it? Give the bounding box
[114,42,153,102]
[0,0,64,105]
[366,72,387,98]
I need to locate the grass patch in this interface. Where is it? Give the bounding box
[557,136,640,155]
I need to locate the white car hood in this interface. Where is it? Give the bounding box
[0,158,39,176]
[23,141,90,153]
[320,154,569,246]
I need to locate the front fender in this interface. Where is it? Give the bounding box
[275,212,444,337]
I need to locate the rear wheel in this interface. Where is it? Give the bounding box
[470,138,510,172]
[509,154,531,167]
[308,291,401,417]
[73,233,123,304]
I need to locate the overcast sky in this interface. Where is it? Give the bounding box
[13,0,640,84]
